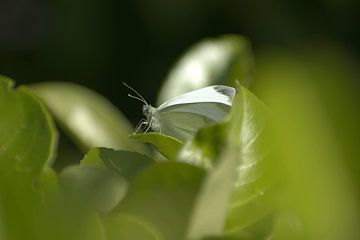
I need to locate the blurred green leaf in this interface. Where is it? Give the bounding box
[185,146,240,239]
[254,50,360,240]
[0,76,57,176]
[106,162,206,240]
[157,35,254,104]
[130,132,183,160]
[81,147,155,181]
[60,165,126,214]
[202,236,245,240]
[30,81,142,152]
[45,149,147,240]
[61,147,154,213]
[105,213,159,240]
[0,76,58,240]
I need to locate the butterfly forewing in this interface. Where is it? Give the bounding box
[158,85,235,109]
[158,102,231,122]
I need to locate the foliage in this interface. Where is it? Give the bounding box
[0,35,359,240]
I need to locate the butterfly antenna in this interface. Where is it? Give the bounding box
[127,94,147,105]
[123,82,148,105]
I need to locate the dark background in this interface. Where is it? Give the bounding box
[0,0,359,121]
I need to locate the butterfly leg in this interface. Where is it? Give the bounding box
[144,117,153,133]
[134,119,147,134]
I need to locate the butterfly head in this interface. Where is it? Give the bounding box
[123,82,161,132]
[142,104,156,120]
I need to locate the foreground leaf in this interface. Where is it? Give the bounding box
[61,147,154,213]
[254,50,360,240]
[179,85,273,238]
[0,76,57,176]
[130,132,183,160]
[224,87,273,238]
[81,147,154,181]
[0,76,58,240]
[106,162,206,240]
[45,148,154,240]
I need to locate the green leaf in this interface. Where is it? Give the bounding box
[0,76,57,176]
[106,162,206,240]
[130,132,183,160]
[202,236,245,240]
[60,165,127,214]
[61,147,154,213]
[157,34,254,104]
[105,213,161,240]
[254,50,360,240]
[81,147,155,181]
[179,85,273,238]
[30,81,142,152]
[0,76,58,240]
[185,146,240,239]
[224,87,273,238]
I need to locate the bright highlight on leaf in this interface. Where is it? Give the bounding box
[30,81,141,152]
[157,35,254,103]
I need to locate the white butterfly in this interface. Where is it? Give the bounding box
[124,83,236,141]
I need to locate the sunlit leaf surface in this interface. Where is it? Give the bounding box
[157,35,254,104]
[31,81,141,152]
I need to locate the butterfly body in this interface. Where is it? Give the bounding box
[142,104,161,131]
[140,85,236,141]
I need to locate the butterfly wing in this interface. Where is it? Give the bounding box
[156,111,206,141]
[155,85,235,141]
[158,85,235,109]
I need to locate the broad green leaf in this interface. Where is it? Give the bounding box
[43,201,107,240]
[61,148,154,213]
[81,147,155,181]
[30,81,142,152]
[157,34,254,104]
[179,85,273,238]
[254,50,360,240]
[60,165,127,214]
[105,213,159,240]
[0,76,57,176]
[130,132,183,160]
[186,146,240,239]
[106,162,206,240]
[79,147,107,170]
[0,76,58,240]
[202,236,245,240]
[224,87,273,238]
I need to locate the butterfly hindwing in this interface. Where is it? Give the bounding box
[156,101,233,141]
[157,110,213,141]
